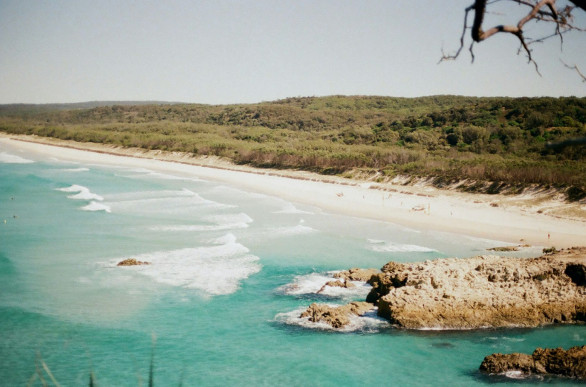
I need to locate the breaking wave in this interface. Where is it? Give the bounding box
[0,152,34,164]
[111,233,260,296]
[366,239,436,253]
[81,201,111,213]
[277,272,372,300]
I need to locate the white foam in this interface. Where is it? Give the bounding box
[274,203,314,215]
[0,151,34,164]
[81,201,111,213]
[275,307,389,333]
[271,224,318,237]
[367,239,436,253]
[278,272,372,299]
[57,184,86,193]
[151,213,254,232]
[112,233,260,296]
[57,184,104,201]
[59,167,90,172]
[107,189,233,214]
[118,168,202,182]
[503,370,527,380]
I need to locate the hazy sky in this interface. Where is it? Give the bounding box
[1,0,585,104]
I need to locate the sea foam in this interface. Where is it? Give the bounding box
[270,224,318,237]
[81,201,111,213]
[113,233,260,296]
[274,307,389,333]
[106,189,234,214]
[151,213,254,232]
[366,239,436,253]
[273,203,314,215]
[278,272,372,299]
[57,184,104,201]
[0,152,34,164]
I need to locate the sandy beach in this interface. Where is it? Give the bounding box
[2,133,585,248]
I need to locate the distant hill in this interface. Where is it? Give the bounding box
[0,101,183,114]
[1,95,584,199]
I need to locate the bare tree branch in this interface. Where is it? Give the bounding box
[561,59,586,81]
[439,0,585,75]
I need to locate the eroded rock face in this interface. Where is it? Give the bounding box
[480,346,586,379]
[117,258,150,266]
[300,302,374,329]
[371,247,586,329]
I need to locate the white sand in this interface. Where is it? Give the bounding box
[2,134,585,248]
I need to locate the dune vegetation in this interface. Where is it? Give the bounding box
[1,95,585,199]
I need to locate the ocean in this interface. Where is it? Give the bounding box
[0,142,583,386]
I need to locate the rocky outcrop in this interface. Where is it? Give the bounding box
[300,302,374,329]
[333,268,379,282]
[117,258,150,266]
[368,247,586,329]
[480,346,586,379]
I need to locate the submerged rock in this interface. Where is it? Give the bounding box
[117,258,151,266]
[480,346,586,379]
[300,301,374,329]
[369,247,586,329]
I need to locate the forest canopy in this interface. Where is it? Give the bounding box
[1,95,585,198]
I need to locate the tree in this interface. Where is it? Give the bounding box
[441,0,586,80]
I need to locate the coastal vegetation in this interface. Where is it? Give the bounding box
[1,95,585,198]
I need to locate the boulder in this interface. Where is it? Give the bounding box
[117,258,150,266]
[480,346,586,379]
[300,301,374,329]
[333,268,379,282]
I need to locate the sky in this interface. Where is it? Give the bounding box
[0,0,585,105]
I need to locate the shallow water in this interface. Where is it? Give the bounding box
[0,142,583,386]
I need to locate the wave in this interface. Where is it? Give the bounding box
[277,272,372,299]
[106,189,234,214]
[0,152,34,164]
[274,307,389,333]
[271,224,318,237]
[105,188,196,201]
[111,233,261,296]
[57,184,104,201]
[81,201,111,213]
[366,239,436,253]
[58,167,90,173]
[117,168,202,182]
[151,213,254,232]
[273,203,314,215]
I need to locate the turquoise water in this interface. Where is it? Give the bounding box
[0,144,584,386]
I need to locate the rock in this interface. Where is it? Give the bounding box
[317,280,356,294]
[487,246,519,252]
[117,258,150,266]
[480,346,586,379]
[300,301,374,329]
[371,247,586,329]
[333,268,379,282]
[325,280,355,288]
[366,263,408,304]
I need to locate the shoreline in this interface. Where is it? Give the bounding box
[2,133,585,248]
